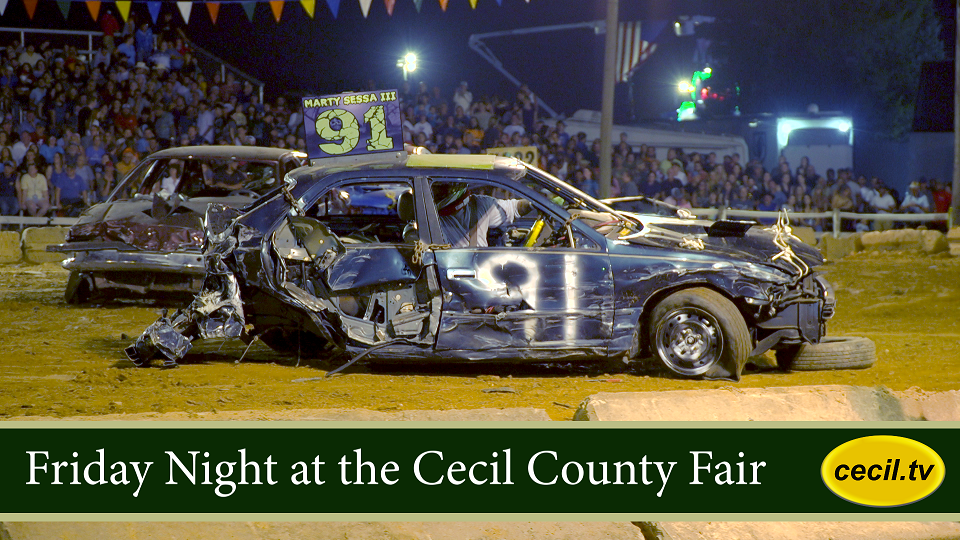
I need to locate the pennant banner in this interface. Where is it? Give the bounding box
[206,1,220,24]
[55,0,70,19]
[0,0,8,16]
[412,0,422,12]
[242,0,255,21]
[23,0,37,19]
[85,0,99,21]
[177,1,191,23]
[269,0,283,21]
[147,0,161,23]
[358,0,371,17]
[438,0,447,11]
[468,0,476,8]
[116,0,130,21]
[300,0,314,17]
[384,0,394,16]
[324,0,338,18]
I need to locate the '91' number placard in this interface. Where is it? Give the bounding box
[302,90,402,160]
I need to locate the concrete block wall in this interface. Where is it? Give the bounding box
[0,227,67,265]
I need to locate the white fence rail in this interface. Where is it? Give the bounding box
[1,206,953,239]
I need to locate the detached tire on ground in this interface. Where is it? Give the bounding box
[648,287,751,379]
[776,336,876,371]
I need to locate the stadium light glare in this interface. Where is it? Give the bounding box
[398,52,418,80]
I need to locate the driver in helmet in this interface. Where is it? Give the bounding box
[434,181,532,248]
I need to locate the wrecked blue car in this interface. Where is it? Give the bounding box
[124,149,872,381]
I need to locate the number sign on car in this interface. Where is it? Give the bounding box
[302,90,403,160]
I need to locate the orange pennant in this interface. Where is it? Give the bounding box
[23,0,37,19]
[269,0,283,21]
[206,1,220,23]
[85,1,100,21]
[438,0,447,11]
[384,0,394,15]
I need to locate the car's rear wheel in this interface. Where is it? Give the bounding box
[649,288,750,378]
[776,336,876,371]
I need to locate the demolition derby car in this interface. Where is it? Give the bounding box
[122,148,879,380]
[48,146,308,302]
[125,89,873,380]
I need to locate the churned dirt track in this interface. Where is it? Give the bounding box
[0,251,957,421]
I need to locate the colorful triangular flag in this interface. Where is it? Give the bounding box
[85,0,100,21]
[438,0,447,11]
[300,0,315,17]
[269,0,283,21]
[242,0,255,21]
[116,0,131,21]
[468,0,477,7]
[384,0,394,15]
[23,0,38,19]
[358,0,372,17]
[177,1,191,23]
[412,0,422,12]
[56,0,70,18]
[324,0,339,18]
[494,0,501,5]
[147,1,161,23]
[0,0,8,16]
[206,1,220,24]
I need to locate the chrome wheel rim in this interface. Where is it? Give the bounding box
[655,307,723,376]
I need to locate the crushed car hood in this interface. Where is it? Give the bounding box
[67,195,258,252]
[625,216,824,275]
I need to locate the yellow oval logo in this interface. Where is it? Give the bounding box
[821,435,945,507]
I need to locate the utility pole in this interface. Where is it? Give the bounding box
[954,0,960,227]
[598,0,619,199]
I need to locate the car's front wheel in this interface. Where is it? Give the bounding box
[648,288,750,378]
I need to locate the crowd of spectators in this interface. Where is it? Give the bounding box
[394,79,953,232]
[0,16,952,230]
[0,12,307,217]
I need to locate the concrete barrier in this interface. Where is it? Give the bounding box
[948,227,960,256]
[573,385,955,422]
[791,226,817,246]
[818,233,862,261]
[20,226,66,264]
[656,522,960,540]
[860,229,949,254]
[12,407,553,421]
[0,230,20,264]
[0,522,643,540]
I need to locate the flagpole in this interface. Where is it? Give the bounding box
[598,0,618,199]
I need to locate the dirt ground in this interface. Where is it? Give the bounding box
[1,251,958,421]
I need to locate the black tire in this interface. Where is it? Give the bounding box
[64,271,93,304]
[776,336,876,371]
[648,288,751,378]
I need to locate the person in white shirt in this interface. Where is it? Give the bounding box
[900,182,930,213]
[452,81,473,113]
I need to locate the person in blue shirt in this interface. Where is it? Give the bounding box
[53,163,89,214]
[117,35,136,67]
[135,23,154,63]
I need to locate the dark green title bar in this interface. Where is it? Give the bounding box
[0,424,955,516]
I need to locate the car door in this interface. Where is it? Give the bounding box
[293,175,441,349]
[418,174,614,360]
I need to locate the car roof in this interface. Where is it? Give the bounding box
[145,145,307,162]
[297,151,526,179]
